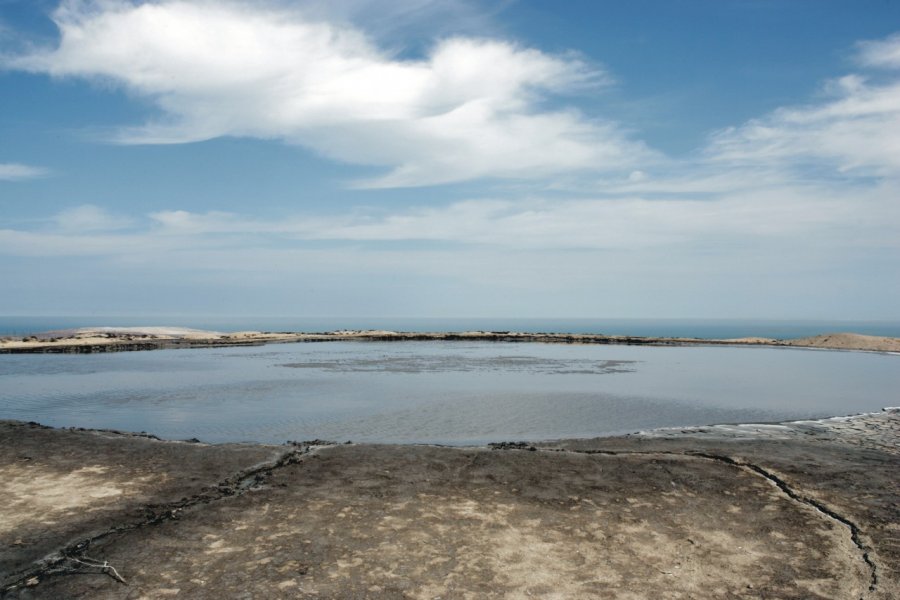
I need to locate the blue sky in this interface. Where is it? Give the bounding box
[1,0,899,319]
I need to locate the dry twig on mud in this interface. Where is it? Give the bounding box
[66,555,127,584]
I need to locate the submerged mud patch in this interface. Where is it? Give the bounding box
[279,355,638,374]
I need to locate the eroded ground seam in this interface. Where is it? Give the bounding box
[690,451,878,594]
[0,441,333,597]
[532,446,879,596]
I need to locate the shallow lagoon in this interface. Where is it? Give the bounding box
[1,341,897,444]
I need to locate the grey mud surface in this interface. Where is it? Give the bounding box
[1,410,898,599]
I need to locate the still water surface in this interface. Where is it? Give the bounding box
[1,342,897,444]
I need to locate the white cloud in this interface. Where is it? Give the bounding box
[6,0,650,187]
[0,162,48,181]
[4,26,900,318]
[3,186,898,319]
[705,50,900,177]
[2,174,887,259]
[54,204,134,231]
[856,32,900,69]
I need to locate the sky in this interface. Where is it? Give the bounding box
[1,0,899,320]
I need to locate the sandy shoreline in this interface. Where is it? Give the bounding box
[1,410,897,599]
[2,328,899,354]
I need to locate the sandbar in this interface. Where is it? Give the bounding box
[2,328,899,354]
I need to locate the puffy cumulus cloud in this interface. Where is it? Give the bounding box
[705,33,900,177]
[0,163,48,181]
[6,0,650,187]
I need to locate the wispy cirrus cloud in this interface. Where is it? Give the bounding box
[3,175,897,259]
[2,184,897,319]
[54,204,133,231]
[856,32,900,69]
[5,0,651,188]
[0,162,48,181]
[704,34,900,178]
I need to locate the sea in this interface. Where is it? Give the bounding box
[2,316,900,339]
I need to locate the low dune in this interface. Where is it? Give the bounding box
[781,332,900,352]
[2,328,899,354]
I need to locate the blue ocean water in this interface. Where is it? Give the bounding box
[2,316,900,339]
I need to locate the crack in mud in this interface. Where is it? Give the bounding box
[1,442,330,597]
[689,451,879,596]
[533,445,878,597]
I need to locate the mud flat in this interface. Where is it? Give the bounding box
[1,409,897,599]
[2,328,900,354]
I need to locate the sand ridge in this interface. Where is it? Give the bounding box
[2,328,899,353]
[781,332,900,352]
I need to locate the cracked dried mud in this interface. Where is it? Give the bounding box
[1,410,898,599]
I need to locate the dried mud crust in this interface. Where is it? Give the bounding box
[0,421,280,589]
[540,408,900,600]
[1,411,897,599]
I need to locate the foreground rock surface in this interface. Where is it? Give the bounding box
[1,411,898,599]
